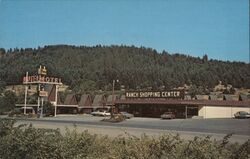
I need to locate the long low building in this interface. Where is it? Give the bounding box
[115,98,250,118]
[114,91,250,118]
[16,89,250,119]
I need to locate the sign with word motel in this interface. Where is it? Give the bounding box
[23,75,62,85]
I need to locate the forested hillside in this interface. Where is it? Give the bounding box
[0,45,249,93]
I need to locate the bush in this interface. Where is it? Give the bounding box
[0,91,17,114]
[8,108,22,117]
[43,102,54,116]
[0,118,249,159]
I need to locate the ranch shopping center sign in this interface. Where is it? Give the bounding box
[126,90,184,99]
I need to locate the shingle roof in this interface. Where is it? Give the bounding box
[106,95,119,105]
[107,95,119,102]
[78,94,92,107]
[120,95,126,100]
[184,95,191,100]
[64,94,78,105]
[44,85,62,104]
[195,95,209,100]
[239,94,249,101]
[223,95,233,101]
[209,95,217,100]
[92,95,106,106]
[45,85,54,101]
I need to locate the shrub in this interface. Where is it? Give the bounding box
[8,108,22,117]
[0,118,249,159]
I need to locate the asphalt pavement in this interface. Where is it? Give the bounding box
[10,114,250,136]
[2,115,249,143]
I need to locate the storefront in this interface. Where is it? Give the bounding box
[117,103,198,118]
[115,91,250,119]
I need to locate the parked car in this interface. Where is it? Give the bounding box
[161,112,175,119]
[234,111,250,119]
[119,112,134,119]
[91,111,111,116]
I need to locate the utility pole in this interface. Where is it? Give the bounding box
[111,80,115,118]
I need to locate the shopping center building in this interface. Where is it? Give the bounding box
[16,86,250,119]
[115,91,250,118]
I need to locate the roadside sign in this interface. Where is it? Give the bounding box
[39,91,48,97]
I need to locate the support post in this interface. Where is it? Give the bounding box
[40,97,44,118]
[185,105,188,119]
[37,83,40,118]
[54,85,58,117]
[204,106,206,119]
[24,72,28,114]
[231,106,233,118]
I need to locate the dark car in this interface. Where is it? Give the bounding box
[234,111,250,119]
[119,112,134,119]
[161,112,175,119]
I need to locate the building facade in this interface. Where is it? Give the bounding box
[16,89,250,118]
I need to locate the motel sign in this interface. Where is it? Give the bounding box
[22,65,62,117]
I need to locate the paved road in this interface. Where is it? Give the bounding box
[14,115,250,136]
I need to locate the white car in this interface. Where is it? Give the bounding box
[91,111,111,116]
[234,111,250,119]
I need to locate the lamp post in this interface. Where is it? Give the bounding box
[111,79,119,118]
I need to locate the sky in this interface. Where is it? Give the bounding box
[0,0,249,63]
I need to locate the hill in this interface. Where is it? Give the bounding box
[0,45,249,93]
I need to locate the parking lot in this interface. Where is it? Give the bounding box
[2,114,246,143]
[14,114,250,136]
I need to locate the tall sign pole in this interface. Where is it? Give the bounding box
[37,65,47,118]
[41,97,44,117]
[54,85,58,117]
[37,83,40,117]
[24,72,28,114]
